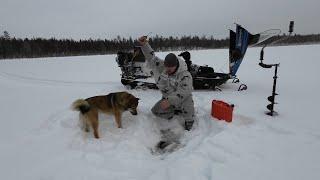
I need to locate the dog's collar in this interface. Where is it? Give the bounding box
[106,93,116,108]
[108,93,128,110]
[111,93,115,108]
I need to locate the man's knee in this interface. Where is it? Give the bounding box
[151,103,173,119]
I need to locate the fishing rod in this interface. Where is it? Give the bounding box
[131,32,153,61]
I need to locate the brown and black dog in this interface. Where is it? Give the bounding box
[71,91,139,138]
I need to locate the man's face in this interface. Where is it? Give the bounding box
[165,66,177,75]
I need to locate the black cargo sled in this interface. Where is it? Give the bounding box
[116,24,261,90]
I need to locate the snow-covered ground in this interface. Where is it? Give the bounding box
[0,44,319,180]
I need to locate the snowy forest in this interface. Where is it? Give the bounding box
[1,30,320,59]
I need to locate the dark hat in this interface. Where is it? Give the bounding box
[164,53,178,67]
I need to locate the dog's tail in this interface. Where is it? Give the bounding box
[71,99,91,114]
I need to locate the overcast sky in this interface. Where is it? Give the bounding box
[1,0,319,40]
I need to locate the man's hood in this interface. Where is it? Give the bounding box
[174,57,188,75]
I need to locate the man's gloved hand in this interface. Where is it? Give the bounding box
[185,120,194,131]
[138,36,148,46]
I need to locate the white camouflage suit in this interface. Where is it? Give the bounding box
[140,43,195,130]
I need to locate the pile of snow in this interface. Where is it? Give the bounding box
[0,45,319,180]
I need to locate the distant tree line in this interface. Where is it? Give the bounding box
[1,31,320,59]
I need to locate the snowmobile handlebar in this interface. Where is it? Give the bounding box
[259,21,294,68]
[259,62,279,69]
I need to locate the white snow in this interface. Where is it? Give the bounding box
[0,44,320,180]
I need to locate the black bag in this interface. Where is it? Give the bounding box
[196,66,215,78]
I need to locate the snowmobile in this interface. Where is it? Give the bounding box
[115,24,272,90]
